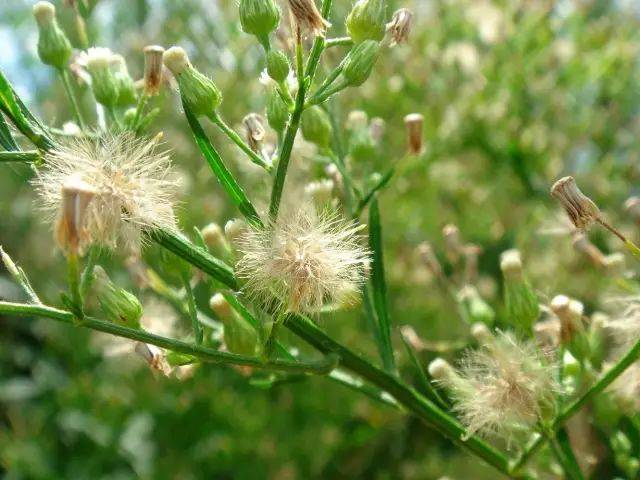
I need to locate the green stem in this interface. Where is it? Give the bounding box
[307,78,349,106]
[511,336,640,473]
[181,270,203,345]
[79,246,99,299]
[132,93,149,132]
[0,301,339,375]
[0,151,40,162]
[208,111,271,171]
[58,69,86,130]
[545,427,584,480]
[67,251,83,317]
[325,37,353,49]
[309,66,344,105]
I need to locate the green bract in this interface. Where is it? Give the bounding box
[266,87,289,133]
[266,50,290,83]
[33,2,72,70]
[301,106,332,148]
[343,40,380,87]
[93,266,143,329]
[346,0,387,44]
[239,0,280,48]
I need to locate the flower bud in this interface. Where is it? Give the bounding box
[404,113,424,155]
[442,224,462,262]
[346,0,387,44]
[457,285,495,327]
[143,45,165,96]
[242,113,266,152]
[224,218,247,246]
[239,0,280,47]
[55,178,96,254]
[428,357,455,382]
[209,293,257,356]
[85,48,119,107]
[470,321,493,345]
[110,54,136,106]
[287,0,330,37]
[550,294,589,361]
[304,179,334,205]
[33,1,72,70]
[550,176,600,230]
[266,49,290,83]
[342,40,380,87]
[386,8,412,46]
[201,222,229,253]
[163,46,222,116]
[266,86,289,133]
[500,249,539,335]
[369,117,385,143]
[93,266,143,329]
[301,105,332,148]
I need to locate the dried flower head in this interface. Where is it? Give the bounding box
[242,113,266,152]
[236,208,369,312]
[386,8,412,46]
[440,331,558,441]
[287,0,330,37]
[550,176,600,230]
[33,133,178,252]
[143,45,165,96]
[404,113,424,155]
[55,177,97,253]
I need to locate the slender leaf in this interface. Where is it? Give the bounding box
[368,196,396,373]
[0,113,17,151]
[182,101,262,228]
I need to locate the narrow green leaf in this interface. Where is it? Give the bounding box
[181,101,263,228]
[368,196,395,373]
[148,228,238,290]
[0,69,53,151]
[0,113,18,151]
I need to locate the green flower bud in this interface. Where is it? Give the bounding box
[111,55,136,106]
[163,46,222,116]
[123,107,137,128]
[500,249,539,335]
[550,295,590,361]
[93,266,143,329]
[457,286,495,327]
[346,0,387,44]
[85,49,119,107]
[301,106,332,148]
[239,0,280,48]
[209,294,257,356]
[342,40,380,87]
[33,2,72,70]
[266,49,290,83]
[266,86,289,133]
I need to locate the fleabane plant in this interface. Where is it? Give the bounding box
[5,1,640,479]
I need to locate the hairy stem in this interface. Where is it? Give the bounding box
[0,301,339,375]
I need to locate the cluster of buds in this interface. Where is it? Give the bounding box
[79,48,137,108]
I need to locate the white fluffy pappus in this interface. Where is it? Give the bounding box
[33,133,179,252]
[235,208,370,313]
[441,331,559,442]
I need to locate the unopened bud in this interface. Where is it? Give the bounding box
[470,321,493,345]
[501,249,539,335]
[266,49,290,83]
[209,293,257,355]
[386,8,412,46]
[404,113,424,155]
[55,178,96,254]
[242,113,266,152]
[417,241,443,278]
[346,110,368,130]
[163,46,222,116]
[572,232,605,268]
[369,117,385,143]
[301,105,332,148]
[550,176,600,230]
[85,48,119,107]
[239,0,280,47]
[400,325,427,352]
[442,224,462,262]
[201,223,228,252]
[110,54,136,106]
[287,0,330,37]
[266,86,289,133]
[33,1,72,70]
[428,357,455,381]
[93,266,143,328]
[551,294,589,360]
[342,40,380,86]
[457,285,495,327]
[346,0,387,43]
[143,45,165,96]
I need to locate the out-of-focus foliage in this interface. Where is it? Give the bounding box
[3,0,640,478]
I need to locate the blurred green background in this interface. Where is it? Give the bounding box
[2,0,640,478]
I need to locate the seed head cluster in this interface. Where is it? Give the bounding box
[235,209,369,313]
[33,133,178,252]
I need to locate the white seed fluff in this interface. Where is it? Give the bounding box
[235,208,369,313]
[33,133,178,252]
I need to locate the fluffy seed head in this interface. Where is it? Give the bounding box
[550,176,600,230]
[236,208,369,313]
[442,331,558,441]
[33,133,178,252]
[287,0,331,37]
